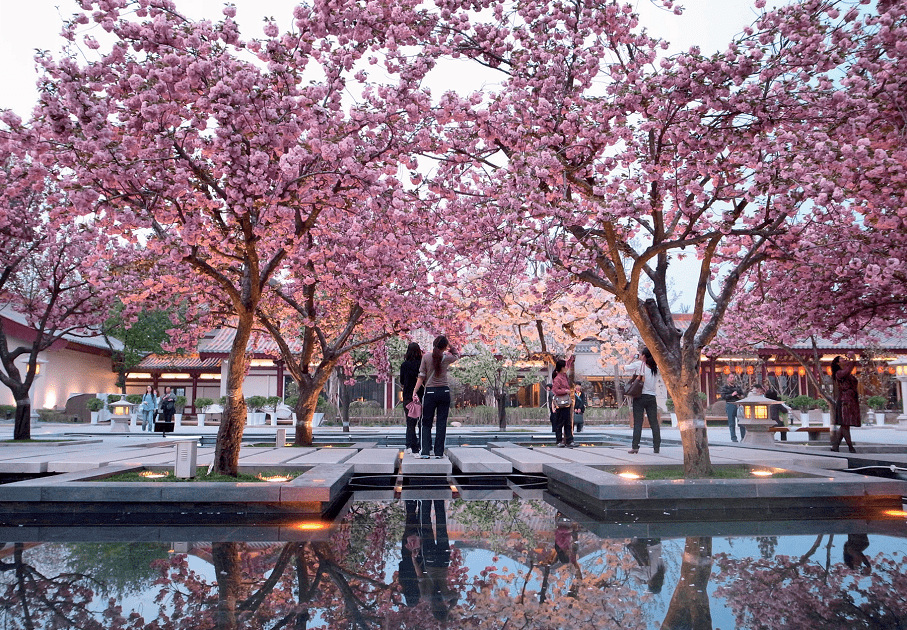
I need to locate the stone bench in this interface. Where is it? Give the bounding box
[770,426,831,441]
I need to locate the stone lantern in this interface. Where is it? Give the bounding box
[736,393,786,446]
[109,400,136,433]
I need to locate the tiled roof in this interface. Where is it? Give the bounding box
[137,353,222,370]
[198,328,304,359]
[0,305,123,352]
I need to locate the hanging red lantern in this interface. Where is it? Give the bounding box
[786,366,795,376]
[774,366,783,376]
[723,366,730,375]
[746,365,754,375]
[798,366,806,376]
[735,365,743,374]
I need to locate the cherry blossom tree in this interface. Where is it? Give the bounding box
[0,138,120,440]
[28,0,445,469]
[425,0,899,475]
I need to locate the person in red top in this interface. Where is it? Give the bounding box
[551,356,576,448]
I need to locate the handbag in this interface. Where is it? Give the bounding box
[406,400,422,418]
[623,375,644,398]
[553,394,572,408]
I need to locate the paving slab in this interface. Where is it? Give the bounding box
[287,448,357,466]
[448,447,511,474]
[492,447,565,473]
[345,448,401,474]
[238,447,317,465]
[541,447,607,465]
[399,453,453,475]
[281,463,353,502]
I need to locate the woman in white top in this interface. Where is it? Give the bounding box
[626,348,661,454]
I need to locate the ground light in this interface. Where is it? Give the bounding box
[258,474,292,483]
[139,470,169,479]
[292,522,329,531]
[618,472,643,480]
[751,470,774,477]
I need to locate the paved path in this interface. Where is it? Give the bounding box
[0,420,904,476]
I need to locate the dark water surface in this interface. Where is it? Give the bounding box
[1,498,905,629]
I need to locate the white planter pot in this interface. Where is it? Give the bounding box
[90,411,99,424]
[875,412,886,425]
[174,413,183,428]
[821,412,830,427]
[670,412,678,427]
[197,413,206,424]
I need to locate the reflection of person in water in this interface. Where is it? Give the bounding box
[415,499,457,621]
[529,512,583,603]
[398,500,423,607]
[626,538,666,594]
[843,533,872,574]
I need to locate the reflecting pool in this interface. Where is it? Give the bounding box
[1,499,906,629]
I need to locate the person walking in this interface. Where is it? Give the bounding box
[399,342,424,455]
[831,354,860,453]
[412,336,459,459]
[544,383,556,433]
[551,357,575,448]
[140,385,157,432]
[573,384,586,433]
[626,348,662,454]
[719,373,745,442]
[158,386,177,428]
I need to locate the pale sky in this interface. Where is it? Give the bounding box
[0,0,763,308]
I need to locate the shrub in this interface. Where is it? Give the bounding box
[815,397,829,412]
[0,404,15,419]
[86,398,105,412]
[285,395,299,409]
[787,395,816,411]
[193,397,215,412]
[265,396,282,410]
[175,395,187,412]
[665,398,674,412]
[125,394,143,405]
[246,396,268,412]
[866,395,888,411]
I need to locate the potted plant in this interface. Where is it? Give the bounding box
[665,398,678,427]
[193,397,214,424]
[106,394,122,411]
[787,396,815,426]
[246,396,268,425]
[86,397,105,424]
[814,396,831,426]
[264,395,283,425]
[866,395,888,424]
[174,395,187,427]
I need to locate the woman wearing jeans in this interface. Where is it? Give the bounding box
[412,336,459,459]
[626,348,661,454]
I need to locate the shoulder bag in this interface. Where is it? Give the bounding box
[623,364,645,398]
[553,394,572,408]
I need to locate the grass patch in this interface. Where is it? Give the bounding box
[100,467,300,483]
[605,465,804,480]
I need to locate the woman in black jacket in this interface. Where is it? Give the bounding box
[399,342,424,454]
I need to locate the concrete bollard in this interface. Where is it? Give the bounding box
[276,428,287,448]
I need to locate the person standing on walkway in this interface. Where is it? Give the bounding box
[551,357,576,448]
[831,354,861,453]
[720,373,744,442]
[625,348,661,454]
[412,336,459,459]
[158,386,176,428]
[399,342,424,455]
[573,384,586,433]
[544,383,556,433]
[140,385,157,432]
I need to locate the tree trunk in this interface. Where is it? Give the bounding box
[339,378,352,433]
[661,537,713,630]
[294,371,332,446]
[496,392,507,431]
[213,314,253,476]
[212,542,241,630]
[661,368,713,478]
[13,392,31,441]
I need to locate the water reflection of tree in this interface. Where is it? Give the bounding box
[713,533,907,629]
[0,542,138,630]
[661,537,713,630]
[63,542,170,596]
